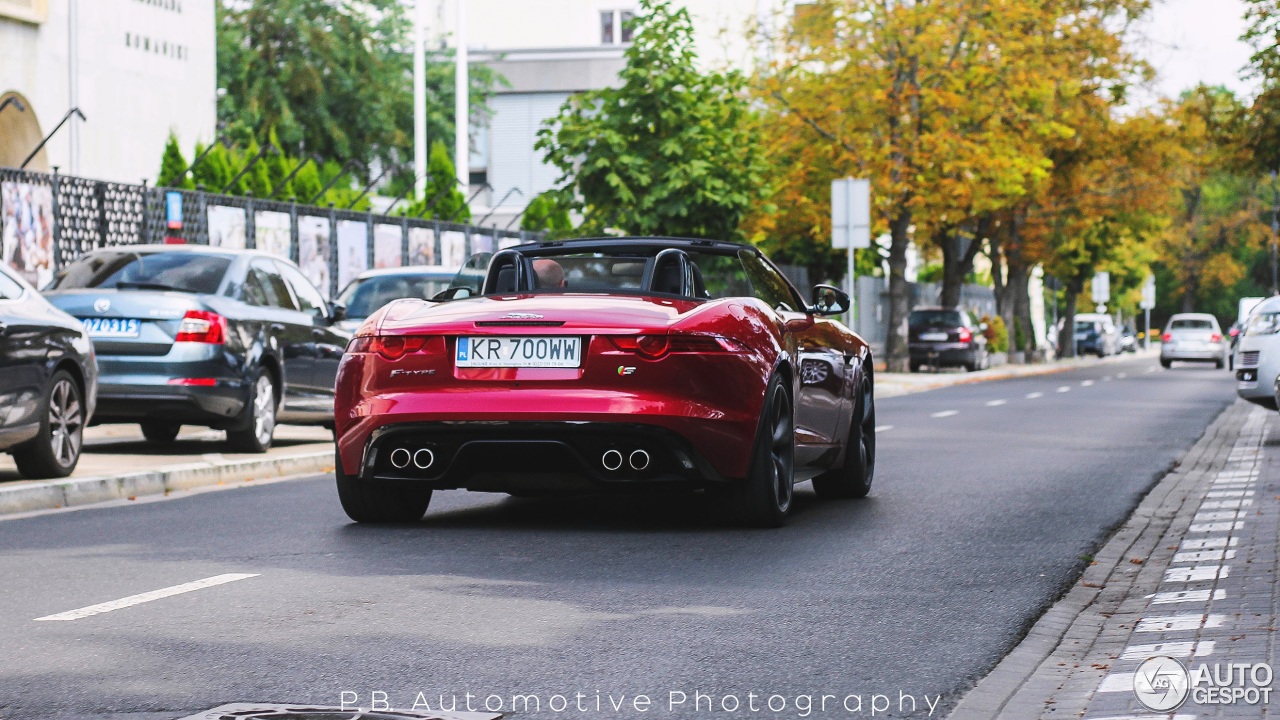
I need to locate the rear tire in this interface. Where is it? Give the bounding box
[141,422,180,443]
[909,361,921,373]
[13,370,84,479]
[1161,359,1172,369]
[226,369,277,453]
[813,365,875,500]
[335,452,432,523]
[722,373,795,528]
[1215,358,1225,369]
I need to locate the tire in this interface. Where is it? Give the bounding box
[909,361,921,373]
[1161,359,1172,369]
[335,451,432,523]
[12,370,84,479]
[140,422,180,443]
[813,365,876,499]
[1215,358,1225,369]
[226,369,277,453]
[722,373,795,528]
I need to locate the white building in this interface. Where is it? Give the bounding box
[428,0,791,229]
[0,0,216,184]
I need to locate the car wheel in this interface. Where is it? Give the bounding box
[335,451,432,523]
[1161,359,1172,369]
[813,366,875,500]
[1216,358,1225,369]
[13,370,84,479]
[226,370,277,453]
[909,361,921,373]
[140,422,180,443]
[724,373,795,527]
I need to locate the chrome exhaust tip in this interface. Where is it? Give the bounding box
[602,449,623,471]
[629,449,650,471]
[413,448,435,469]
[390,448,411,469]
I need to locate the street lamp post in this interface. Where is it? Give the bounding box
[1271,169,1279,296]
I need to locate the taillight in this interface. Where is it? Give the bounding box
[1161,332,1172,342]
[609,334,745,360]
[174,311,227,344]
[958,327,972,343]
[346,335,429,361]
[1210,333,1222,343]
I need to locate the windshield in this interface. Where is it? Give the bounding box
[910,311,964,327]
[48,251,232,294]
[337,274,453,319]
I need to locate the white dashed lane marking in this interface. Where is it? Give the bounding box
[1117,372,1127,378]
[985,399,1007,407]
[1056,386,1071,393]
[1026,392,1044,399]
[1081,380,1094,387]
[931,410,958,418]
[35,574,260,621]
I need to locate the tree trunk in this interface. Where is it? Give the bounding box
[1010,264,1032,351]
[1058,279,1083,358]
[884,208,913,372]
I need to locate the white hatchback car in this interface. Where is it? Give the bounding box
[1236,297,1280,408]
[1160,313,1227,369]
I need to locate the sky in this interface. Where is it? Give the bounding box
[1136,0,1260,103]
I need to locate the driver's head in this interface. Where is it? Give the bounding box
[533,258,566,288]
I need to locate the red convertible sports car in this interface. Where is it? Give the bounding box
[333,237,876,526]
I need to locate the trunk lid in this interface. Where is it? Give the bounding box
[44,290,210,356]
[378,294,703,335]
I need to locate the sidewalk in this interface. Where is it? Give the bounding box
[878,347,1158,398]
[948,399,1278,719]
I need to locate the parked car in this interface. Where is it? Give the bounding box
[333,236,876,527]
[0,261,97,478]
[1160,313,1227,369]
[334,265,456,333]
[43,246,349,452]
[1072,313,1121,357]
[907,307,988,372]
[1235,297,1280,407]
[1119,323,1138,353]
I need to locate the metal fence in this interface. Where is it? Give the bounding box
[852,275,998,353]
[0,167,542,298]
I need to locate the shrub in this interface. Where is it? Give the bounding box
[981,314,1009,353]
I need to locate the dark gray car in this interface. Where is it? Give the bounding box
[43,246,349,452]
[908,307,988,372]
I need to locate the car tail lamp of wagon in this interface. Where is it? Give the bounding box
[1162,332,1173,343]
[1210,333,1222,343]
[958,327,972,344]
[175,311,227,344]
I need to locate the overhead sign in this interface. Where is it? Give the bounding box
[1092,271,1110,304]
[832,178,871,249]
[1140,274,1156,310]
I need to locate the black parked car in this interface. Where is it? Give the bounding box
[43,246,349,452]
[908,306,989,372]
[0,261,97,478]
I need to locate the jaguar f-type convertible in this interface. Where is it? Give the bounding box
[333,237,876,526]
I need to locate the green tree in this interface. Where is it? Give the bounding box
[521,191,574,236]
[157,132,194,189]
[190,142,233,192]
[403,141,469,221]
[536,0,767,240]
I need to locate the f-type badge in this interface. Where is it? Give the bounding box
[390,369,436,377]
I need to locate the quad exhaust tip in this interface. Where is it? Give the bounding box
[413,448,435,469]
[390,448,411,469]
[602,449,623,471]
[629,449,650,471]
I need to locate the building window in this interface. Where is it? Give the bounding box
[620,11,635,43]
[601,10,615,44]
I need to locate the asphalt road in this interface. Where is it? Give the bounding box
[0,356,1238,720]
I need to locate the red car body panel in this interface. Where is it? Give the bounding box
[333,240,872,492]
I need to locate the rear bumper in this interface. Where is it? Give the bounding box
[353,421,725,491]
[91,352,248,426]
[909,344,978,364]
[1161,345,1225,361]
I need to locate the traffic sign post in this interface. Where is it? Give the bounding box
[832,178,871,330]
[1140,274,1156,349]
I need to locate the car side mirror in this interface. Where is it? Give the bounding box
[431,286,474,302]
[809,284,850,316]
[327,301,346,323]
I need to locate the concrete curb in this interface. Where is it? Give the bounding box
[878,349,1158,399]
[0,449,335,517]
[945,399,1247,720]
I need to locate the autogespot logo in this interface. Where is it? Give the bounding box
[1134,656,1190,711]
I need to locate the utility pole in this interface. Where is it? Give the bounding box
[1271,170,1279,296]
[413,0,428,198]
[454,0,469,193]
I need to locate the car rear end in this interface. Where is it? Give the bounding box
[43,249,253,427]
[908,309,978,368]
[1161,315,1226,365]
[334,295,773,492]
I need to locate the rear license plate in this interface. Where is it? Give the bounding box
[456,336,582,368]
[81,317,141,338]
[919,332,948,341]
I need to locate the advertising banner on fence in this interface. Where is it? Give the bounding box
[207,206,246,250]
[374,224,401,269]
[1,181,55,288]
[255,211,291,259]
[441,230,467,271]
[336,220,369,293]
[299,215,331,299]
[408,227,435,266]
